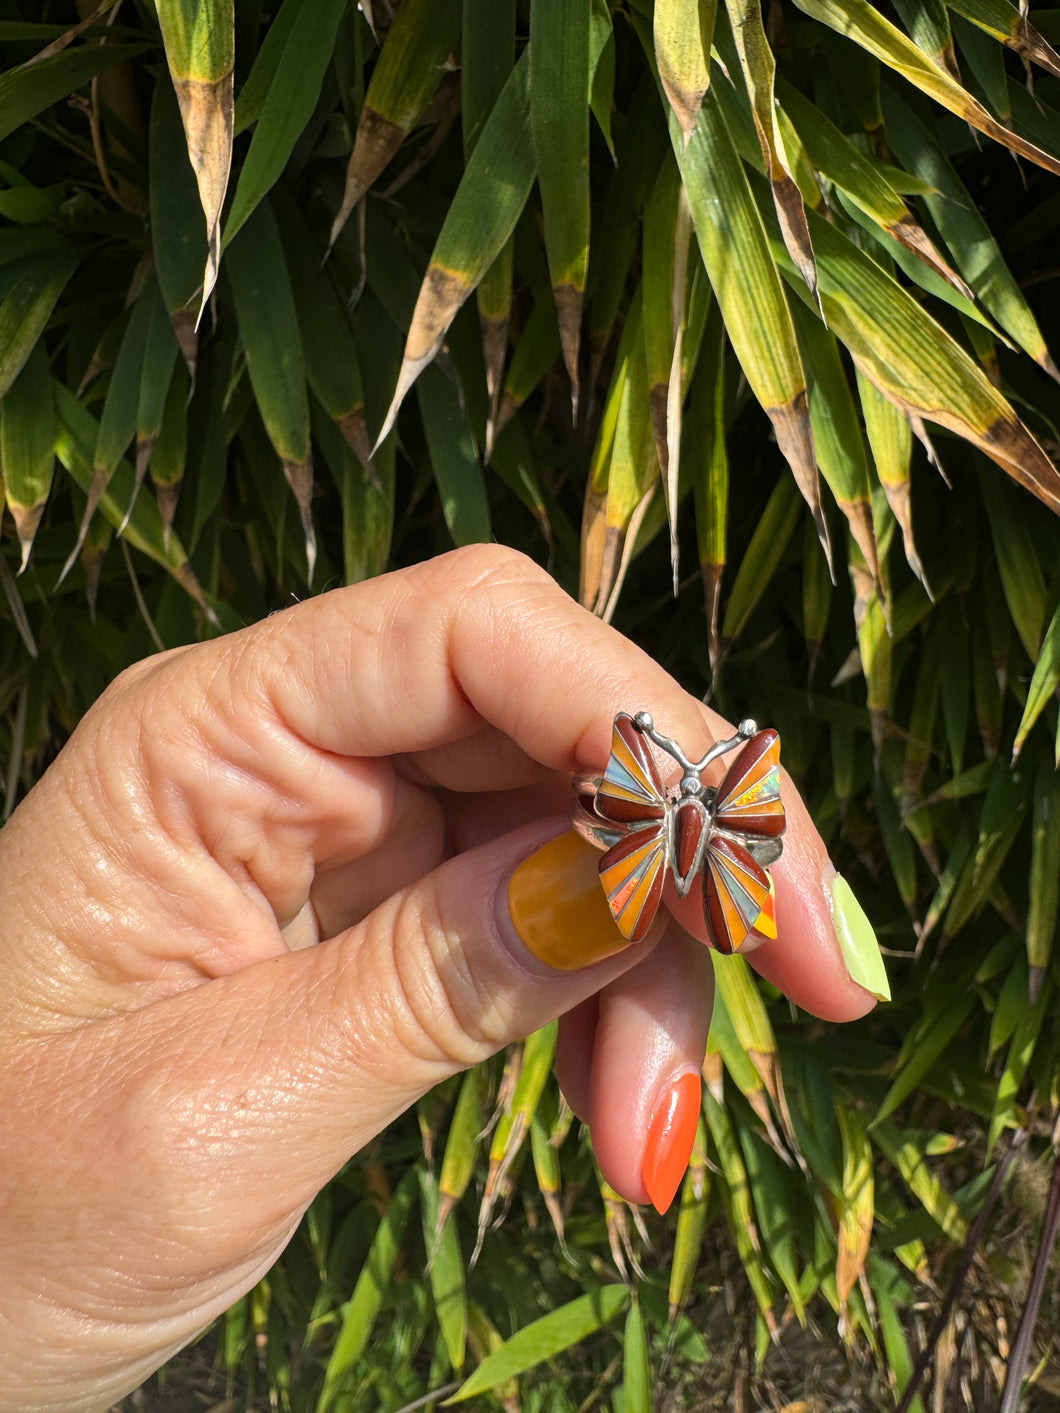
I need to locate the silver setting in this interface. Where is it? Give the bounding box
[570,710,783,872]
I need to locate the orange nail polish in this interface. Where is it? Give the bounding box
[641,1072,701,1215]
[507,830,630,970]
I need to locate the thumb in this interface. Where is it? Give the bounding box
[4,821,643,1404]
[96,821,644,1249]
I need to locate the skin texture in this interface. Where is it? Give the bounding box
[0,546,877,1412]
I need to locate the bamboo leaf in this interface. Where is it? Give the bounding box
[790,0,1060,177]
[787,209,1060,516]
[642,157,694,587]
[721,473,801,646]
[223,0,347,247]
[884,91,1059,382]
[582,293,644,611]
[416,364,492,548]
[463,0,516,446]
[654,0,715,143]
[447,1285,630,1401]
[1027,772,1060,998]
[149,76,203,376]
[793,305,881,599]
[690,311,728,675]
[491,294,561,450]
[953,12,1012,125]
[531,0,592,416]
[622,1293,652,1410]
[702,1089,778,1328]
[0,250,78,400]
[979,467,1047,658]
[835,1105,874,1306]
[600,297,659,622]
[0,41,148,144]
[232,0,304,136]
[275,190,374,479]
[673,84,830,564]
[777,79,972,301]
[61,275,158,582]
[52,381,214,620]
[316,1168,418,1413]
[131,272,181,530]
[227,200,315,579]
[856,369,925,590]
[590,0,617,159]
[150,359,189,541]
[530,1109,569,1254]
[0,338,54,570]
[723,0,818,298]
[873,1122,968,1243]
[668,1119,709,1319]
[736,1128,805,1320]
[328,0,463,250]
[437,1068,485,1235]
[375,53,535,446]
[893,0,958,73]
[1013,602,1060,762]
[154,0,235,317]
[947,0,1060,78]
[419,1168,468,1374]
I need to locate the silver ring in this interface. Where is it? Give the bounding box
[570,710,786,953]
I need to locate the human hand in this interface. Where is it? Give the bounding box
[0,546,886,1412]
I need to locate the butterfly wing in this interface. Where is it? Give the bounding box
[599,825,667,943]
[702,835,772,954]
[594,714,666,824]
[714,728,785,838]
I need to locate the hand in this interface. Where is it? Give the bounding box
[0,546,885,1412]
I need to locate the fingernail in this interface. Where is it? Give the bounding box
[641,1072,701,1215]
[824,867,891,1003]
[507,830,630,971]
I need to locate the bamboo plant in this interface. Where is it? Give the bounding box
[4,0,1060,1407]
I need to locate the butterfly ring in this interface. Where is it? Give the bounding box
[570,711,786,954]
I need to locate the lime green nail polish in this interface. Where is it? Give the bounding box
[829,874,891,1003]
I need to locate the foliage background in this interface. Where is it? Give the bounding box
[4,0,1060,1408]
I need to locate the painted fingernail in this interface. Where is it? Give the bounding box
[641,1072,701,1215]
[825,867,891,1003]
[507,830,630,970]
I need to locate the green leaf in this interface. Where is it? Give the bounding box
[622,1293,653,1411]
[884,90,1058,379]
[328,0,463,248]
[376,53,535,442]
[0,250,78,400]
[1013,601,1060,760]
[223,0,347,245]
[155,0,236,312]
[227,198,315,577]
[447,1285,630,1400]
[52,381,214,619]
[0,337,54,570]
[531,0,592,413]
[419,1168,468,1373]
[673,81,827,559]
[316,1168,418,1413]
[416,364,492,548]
[149,76,206,320]
[790,0,1060,177]
[0,42,149,144]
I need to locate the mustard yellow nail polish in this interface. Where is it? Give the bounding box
[508,830,630,970]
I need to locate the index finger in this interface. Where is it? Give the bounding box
[254,545,888,1021]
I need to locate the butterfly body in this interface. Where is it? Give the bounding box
[591,713,785,953]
